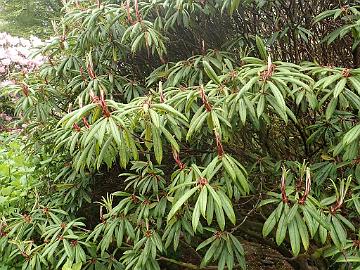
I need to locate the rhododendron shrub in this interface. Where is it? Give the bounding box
[1,1,360,270]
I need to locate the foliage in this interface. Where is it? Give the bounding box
[0,0,62,38]
[1,1,360,270]
[0,133,36,215]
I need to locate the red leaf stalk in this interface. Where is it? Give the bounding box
[87,64,96,79]
[159,82,165,103]
[134,0,141,21]
[80,66,87,82]
[261,56,275,81]
[73,123,81,132]
[82,117,90,128]
[199,85,212,112]
[21,83,29,96]
[172,149,185,170]
[214,130,224,158]
[281,167,289,203]
[126,0,133,24]
[99,90,110,117]
[299,168,311,205]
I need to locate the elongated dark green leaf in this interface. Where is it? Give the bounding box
[333,78,347,97]
[267,81,286,112]
[197,236,217,251]
[218,191,236,224]
[152,126,163,164]
[199,187,208,218]
[295,213,309,250]
[325,97,338,120]
[286,203,299,224]
[262,208,277,237]
[192,198,201,231]
[214,200,225,230]
[255,36,268,60]
[343,124,360,145]
[288,220,300,256]
[203,60,221,84]
[331,215,347,248]
[305,204,330,230]
[276,214,287,245]
[167,186,198,221]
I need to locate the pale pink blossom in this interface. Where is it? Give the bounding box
[0,32,45,79]
[0,80,14,86]
[1,59,11,66]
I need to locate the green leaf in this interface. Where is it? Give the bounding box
[295,213,309,250]
[199,187,208,218]
[258,198,281,208]
[331,215,347,248]
[108,117,121,148]
[343,124,360,145]
[302,207,315,237]
[203,60,221,84]
[238,77,258,97]
[149,109,160,128]
[152,103,188,122]
[229,0,241,15]
[192,199,201,231]
[288,220,300,256]
[262,208,277,237]
[207,184,222,207]
[222,155,236,181]
[218,191,236,224]
[72,262,82,270]
[206,194,214,225]
[325,98,338,120]
[348,76,360,95]
[257,95,265,118]
[167,186,198,221]
[255,36,268,60]
[333,78,347,98]
[336,256,360,263]
[160,126,180,152]
[353,195,360,215]
[202,239,220,265]
[229,234,244,255]
[275,214,287,245]
[336,214,355,231]
[238,99,247,124]
[196,235,217,251]
[286,203,299,224]
[214,200,225,230]
[267,81,286,112]
[152,126,163,164]
[319,225,328,244]
[305,204,330,230]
